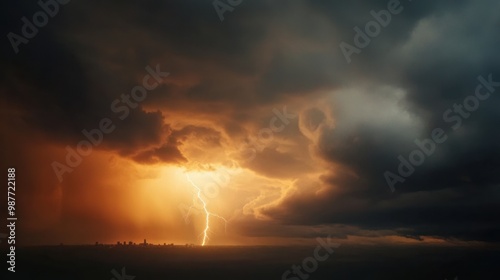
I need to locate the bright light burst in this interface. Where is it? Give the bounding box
[185,173,227,246]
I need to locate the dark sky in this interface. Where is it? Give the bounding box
[1,0,499,246]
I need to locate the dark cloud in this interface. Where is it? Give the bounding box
[1,0,499,244]
[259,0,500,242]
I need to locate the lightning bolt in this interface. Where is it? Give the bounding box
[185,174,227,246]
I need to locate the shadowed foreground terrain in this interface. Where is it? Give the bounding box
[6,245,500,279]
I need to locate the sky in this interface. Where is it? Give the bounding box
[1,0,499,246]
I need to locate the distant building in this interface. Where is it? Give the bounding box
[143,239,147,246]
